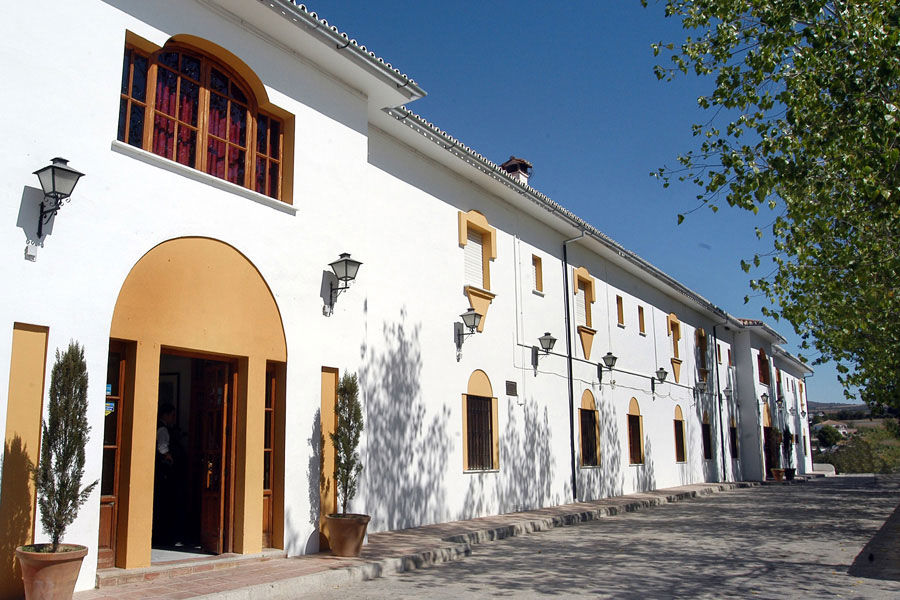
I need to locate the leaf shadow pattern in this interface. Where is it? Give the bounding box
[593,393,624,499]
[461,397,563,519]
[0,435,34,600]
[633,437,657,492]
[360,311,451,531]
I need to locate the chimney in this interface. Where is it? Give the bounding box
[500,156,533,186]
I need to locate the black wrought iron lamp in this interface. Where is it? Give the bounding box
[596,351,617,383]
[33,157,84,237]
[651,367,668,393]
[531,332,558,368]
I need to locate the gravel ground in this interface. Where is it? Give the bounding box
[299,475,900,599]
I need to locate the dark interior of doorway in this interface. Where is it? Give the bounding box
[152,353,232,563]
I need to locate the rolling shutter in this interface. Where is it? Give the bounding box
[465,229,484,288]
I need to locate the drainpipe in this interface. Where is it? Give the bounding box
[712,325,727,482]
[562,230,585,501]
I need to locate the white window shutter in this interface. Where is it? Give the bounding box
[574,283,586,327]
[465,230,484,288]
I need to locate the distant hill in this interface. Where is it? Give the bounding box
[808,401,869,415]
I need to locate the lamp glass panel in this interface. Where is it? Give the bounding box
[36,167,54,196]
[602,352,617,369]
[656,368,668,382]
[539,333,556,351]
[461,309,480,330]
[52,165,82,196]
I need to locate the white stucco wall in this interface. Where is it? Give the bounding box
[0,0,808,592]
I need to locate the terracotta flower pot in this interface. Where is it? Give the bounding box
[771,468,785,481]
[16,544,87,600]
[325,514,370,557]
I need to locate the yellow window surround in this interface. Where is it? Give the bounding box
[458,210,497,332]
[572,266,596,360]
[667,313,682,383]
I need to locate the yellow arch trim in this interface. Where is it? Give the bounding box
[628,397,641,416]
[674,405,684,421]
[580,389,596,411]
[467,369,493,398]
[763,403,772,427]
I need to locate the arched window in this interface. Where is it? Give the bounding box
[729,417,739,458]
[580,390,600,467]
[627,398,643,465]
[463,370,498,471]
[118,37,289,201]
[701,411,713,460]
[673,405,686,463]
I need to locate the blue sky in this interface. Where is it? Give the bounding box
[309,1,850,405]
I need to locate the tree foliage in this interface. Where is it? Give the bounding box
[331,372,363,514]
[816,424,843,448]
[34,341,97,552]
[646,0,900,409]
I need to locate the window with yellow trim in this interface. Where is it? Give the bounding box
[638,305,646,334]
[118,41,289,201]
[579,390,600,467]
[462,370,499,471]
[696,328,708,381]
[532,255,543,293]
[458,210,497,291]
[673,405,686,463]
[757,349,771,385]
[616,295,624,327]
[701,412,713,460]
[730,418,739,457]
[627,398,644,465]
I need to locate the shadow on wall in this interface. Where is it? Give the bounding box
[461,398,565,519]
[634,438,657,492]
[361,311,452,532]
[596,395,623,499]
[0,436,33,600]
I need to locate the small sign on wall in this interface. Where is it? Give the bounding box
[506,381,518,396]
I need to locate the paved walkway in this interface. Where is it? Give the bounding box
[75,481,758,599]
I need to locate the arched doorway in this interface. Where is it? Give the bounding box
[99,237,287,569]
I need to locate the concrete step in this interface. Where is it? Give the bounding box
[95,548,285,588]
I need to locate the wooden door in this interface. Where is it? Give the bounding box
[199,362,230,554]
[262,365,275,548]
[97,341,125,569]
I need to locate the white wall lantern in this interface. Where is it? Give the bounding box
[325,252,362,315]
[454,307,482,361]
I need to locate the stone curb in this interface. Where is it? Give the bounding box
[193,482,758,599]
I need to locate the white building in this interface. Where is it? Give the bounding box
[0,0,813,594]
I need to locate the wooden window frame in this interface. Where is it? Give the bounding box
[462,370,499,471]
[579,391,601,468]
[627,398,644,465]
[638,305,646,335]
[673,405,686,463]
[701,412,713,460]
[696,328,709,382]
[616,295,625,327]
[757,349,771,385]
[730,419,739,457]
[532,254,543,293]
[118,38,291,203]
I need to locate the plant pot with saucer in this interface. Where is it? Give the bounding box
[16,342,97,600]
[325,372,370,557]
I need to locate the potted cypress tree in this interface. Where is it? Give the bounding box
[783,427,796,480]
[324,372,369,557]
[16,341,97,600]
